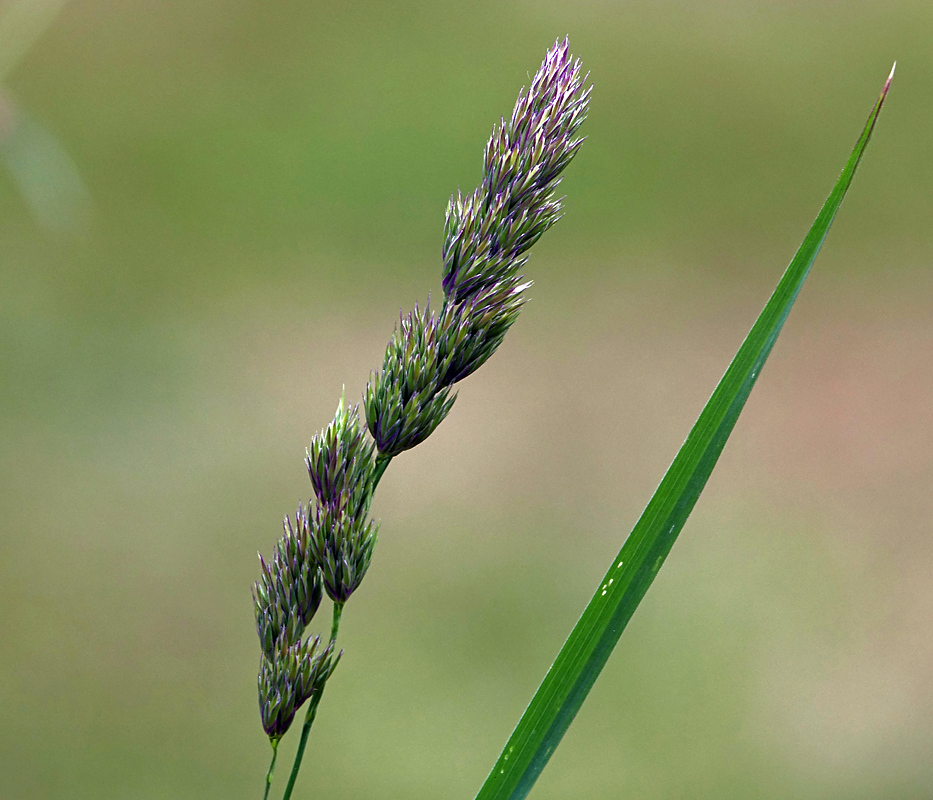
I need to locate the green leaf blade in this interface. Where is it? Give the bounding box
[475,65,894,800]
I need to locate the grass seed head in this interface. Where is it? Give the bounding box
[252,38,590,747]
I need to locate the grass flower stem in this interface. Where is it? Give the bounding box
[329,601,343,646]
[280,694,321,800]
[371,454,392,494]
[280,600,346,800]
[262,739,279,800]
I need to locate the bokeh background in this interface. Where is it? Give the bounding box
[1,1,931,798]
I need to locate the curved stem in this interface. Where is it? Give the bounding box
[280,602,345,800]
[280,695,321,800]
[263,739,279,800]
[370,453,392,498]
[329,601,343,645]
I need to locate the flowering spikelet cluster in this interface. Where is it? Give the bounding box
[254,397,378,740]
[305,397,379,602]
[365,38,589,455]
[254,508,337,740]
[259,634,338,739]
[442,39,589,305]
[253,510,323,659]
[365,302,457,457]
[252,38,588,765]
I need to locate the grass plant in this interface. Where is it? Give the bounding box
[249,38,892,800]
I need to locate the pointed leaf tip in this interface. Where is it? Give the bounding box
[885,62,896,93]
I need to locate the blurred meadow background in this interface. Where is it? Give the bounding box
[1,1,932,798]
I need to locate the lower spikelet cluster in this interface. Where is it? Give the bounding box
[259,635,339,739]
[254,398,376,740]
[253,37,588,747]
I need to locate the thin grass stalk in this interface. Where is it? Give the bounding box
[280,601,345,800]
[262,739,279,800]
[280,694,323,800]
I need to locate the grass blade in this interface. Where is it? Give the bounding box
[474,65,895,800]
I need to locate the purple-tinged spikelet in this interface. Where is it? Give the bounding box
[306,396,375,520]
[442,38,589,305]
[306,503,378,604]
[259,636,340,740]
[253,506,323,659]
[436,276,530,385]
[364,302,457,457]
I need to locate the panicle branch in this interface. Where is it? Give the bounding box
[306,393,375,519]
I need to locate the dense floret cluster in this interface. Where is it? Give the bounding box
[254,37,589,752]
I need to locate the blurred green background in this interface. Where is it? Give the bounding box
[1,1,931,798]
